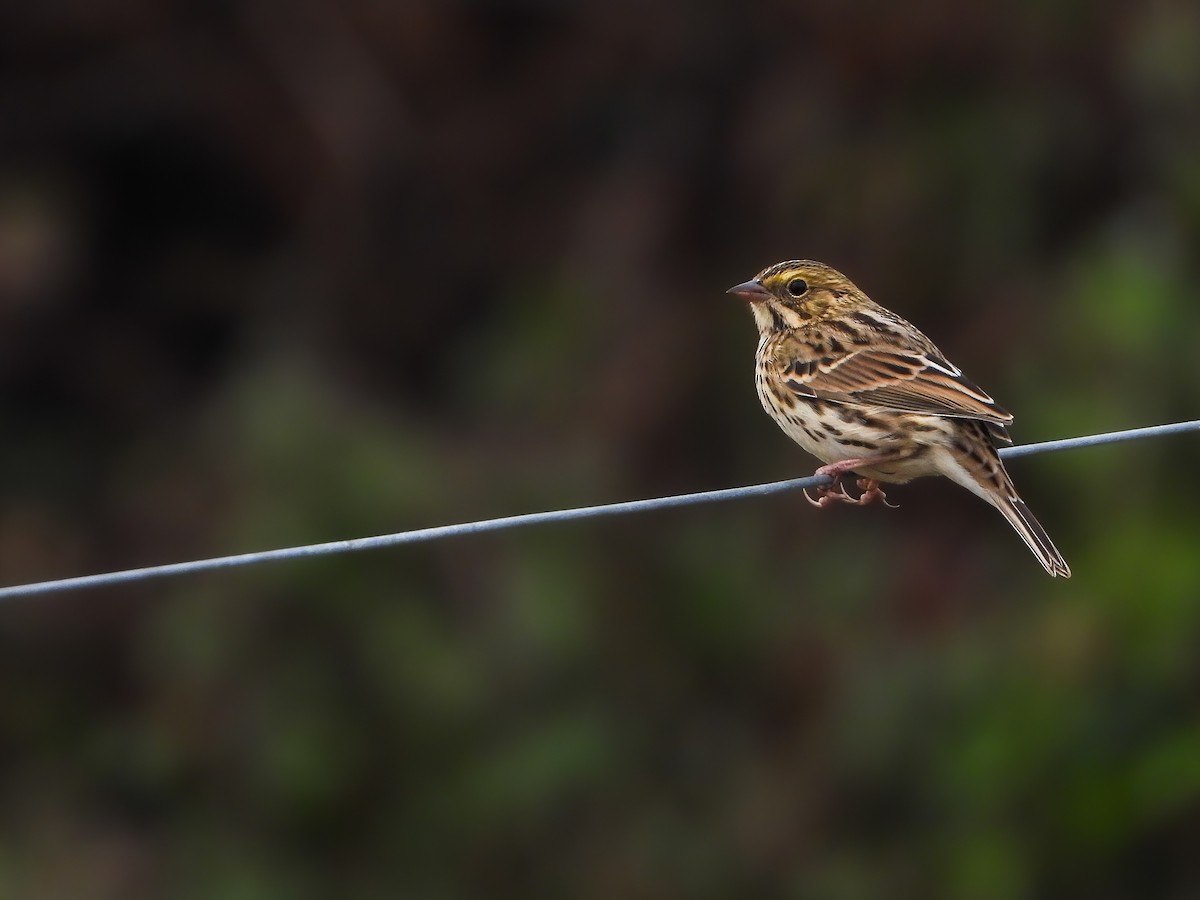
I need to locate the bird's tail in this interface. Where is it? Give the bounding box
[988,488,1072,578]
[946,422,1071,578]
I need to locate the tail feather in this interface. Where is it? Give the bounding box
[942,422,1071,578]
[990,492,1072,578]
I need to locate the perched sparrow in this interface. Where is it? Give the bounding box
[729,260,1070,578]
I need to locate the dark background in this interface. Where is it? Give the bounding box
[2,2,1199,897]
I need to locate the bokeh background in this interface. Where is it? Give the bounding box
[2,2,1199,897]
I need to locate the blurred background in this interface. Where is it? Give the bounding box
[1,1,1199,897]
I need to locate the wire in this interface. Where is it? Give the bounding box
[1000,419,1200,459]
[1,419,1197,601]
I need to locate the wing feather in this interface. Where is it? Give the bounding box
[777,344,1013,425]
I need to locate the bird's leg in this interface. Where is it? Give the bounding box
[805,453,908,509]
[813,453,906,480]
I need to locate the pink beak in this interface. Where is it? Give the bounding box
[727,280,771,302]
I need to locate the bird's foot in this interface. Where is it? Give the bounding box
[853,478,899,508]
[803,478,855,508]
[804,476,899,509]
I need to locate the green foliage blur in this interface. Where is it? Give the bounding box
[1,2,1199,897]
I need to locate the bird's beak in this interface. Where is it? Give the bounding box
[727,280,771,302]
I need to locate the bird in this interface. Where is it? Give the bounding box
[728,259,1070,578]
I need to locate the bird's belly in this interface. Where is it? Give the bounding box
[758,388,950,483]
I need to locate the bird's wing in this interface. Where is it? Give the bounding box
[775,338,1014,426]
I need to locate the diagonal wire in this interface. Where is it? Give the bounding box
[0,420,1197,601]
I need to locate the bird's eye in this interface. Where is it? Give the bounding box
[786,278,808,297]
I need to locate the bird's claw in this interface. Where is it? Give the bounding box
[804,477,898,509]
[803,479,854,508]
[854,478,899,508]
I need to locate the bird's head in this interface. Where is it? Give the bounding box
[728,260,862,334]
